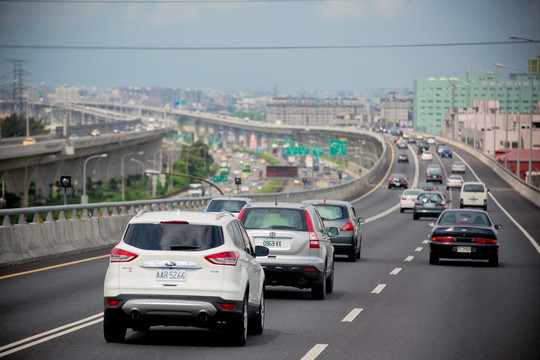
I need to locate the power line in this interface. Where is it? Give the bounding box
[0,40,529,51]
[2,0,347,3]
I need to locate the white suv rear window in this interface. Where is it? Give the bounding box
[123,223,224,251]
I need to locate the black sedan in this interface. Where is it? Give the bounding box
[413,191,449,220]
[427,209,502,266]
[388,173,408,189]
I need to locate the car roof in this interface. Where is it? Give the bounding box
[244,202,312,210]
[302,199,352,206]
[208,196,253,202]
[128,210,236,225]
[462,181,484,185]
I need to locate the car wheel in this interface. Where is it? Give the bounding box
[400,207,404,213]
[230,292,248,346]
[325,265,334,294]
[429,252,439,265]
[311,274,326,300]
[459,202,464,209]
[484,205,488,211]
[348,247,357,262]
[103,310,127,343]
[413,214,419,220]
[356,244,361,259]
[489,254,499,267]
[248,289,265,335]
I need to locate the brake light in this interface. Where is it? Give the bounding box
[205,251,239,266]
[238,208,246,220]
[305,210,320,248]
[107,300,120,307]
[415,202,420,206]
[474,238,498,244]
[160,220,189,224]
[220,303,236,310]
[390,179,395,183]
[401,179,407,183]
[110,248,138,262]
[431,236,454,242]
[341,221,355,232]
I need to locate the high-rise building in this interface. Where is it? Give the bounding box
[414,67,539,136]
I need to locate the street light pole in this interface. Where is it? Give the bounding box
[82,153,108,204]
[122,151,144,201]
[145,169,224,195]
[496,63,537,184]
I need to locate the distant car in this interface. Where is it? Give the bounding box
[413,191,450,220]
[436,144,447,154]
[418,141,429,151]
[408,137,416,144]
[303,199,365,262]
[460,181,489,211]
[451,161,466,173]
[239,202,337,300]
[426,169,443,183]
[428,209,502,266]
[421,150,433,161]
[388,173,408,189]
[397,154,409,163]
[418,182,436,192]
[112,128,120,134]
[427,137,436,145]
[446,174,464,190]
[426,164,442,173]
[204,196,253,216]
[91,129,101,136]
[397,142,408,149]
[293,179,302,185]
[22,137,35,146]
[399,189,422,213]
[103,210,268,345]
[441,148,453,158]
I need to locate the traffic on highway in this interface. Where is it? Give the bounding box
[1,135,539,360]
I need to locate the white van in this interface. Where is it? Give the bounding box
[460,182,489,211]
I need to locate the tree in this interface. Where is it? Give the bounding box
[1,113,48,137]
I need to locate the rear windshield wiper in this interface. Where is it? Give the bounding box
[170,245,201,250]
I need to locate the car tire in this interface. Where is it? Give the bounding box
[484,205,488,211]
[311,274,326,300]
[103,311,127,343]
[413,214,419,220]
[325,266,334,294]
[348,247,357,262]
[248,289,265,335]
[429,252,439,265]
[356,244,361,259]
[230,292,248,346]
[489,254,499,267]
[400,208,404,213]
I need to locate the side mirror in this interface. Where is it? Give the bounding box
[494,224,502,230]
[328,227,340,237]
[427,222,435,228]
[255,245,269,257]
[357,217,365,224]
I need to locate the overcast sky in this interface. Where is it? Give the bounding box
[0,0,539,95]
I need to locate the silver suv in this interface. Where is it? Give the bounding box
[238,202,337,300]
[103,210,268,346]
[303,200,365,262]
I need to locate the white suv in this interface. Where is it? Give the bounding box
[103,210,269,346]
[460,181,489,210]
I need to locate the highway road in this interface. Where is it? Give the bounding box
[1,139,539,360]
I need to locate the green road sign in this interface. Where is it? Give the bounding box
[312,146,324,156]
[298,146,309,155]
[286,146,298,155]
[212,175,229,182]
[329,140,347,156]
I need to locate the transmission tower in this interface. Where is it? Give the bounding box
[4,59,31,115]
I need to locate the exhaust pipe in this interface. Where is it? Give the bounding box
[198,312,209,322]
[130,309,141,320]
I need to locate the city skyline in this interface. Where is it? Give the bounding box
[0,0,539,94]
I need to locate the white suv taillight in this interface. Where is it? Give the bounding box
[205,251,239,266]
[110,248,138,262]
[305,210,320,248]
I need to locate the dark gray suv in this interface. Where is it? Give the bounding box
[303,200,365,262]
[239,202,337,300]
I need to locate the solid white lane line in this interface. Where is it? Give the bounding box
[0,317,103,357]
[414,247,423,252]
[301,344,328,360]
[0,313,103,352]
[405,256,414,262]
[454,152,540,255]
[390,268,402,275]
[371,284,386,294]
[341,308,363,322]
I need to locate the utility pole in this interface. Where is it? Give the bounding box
[4,59,31,115]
